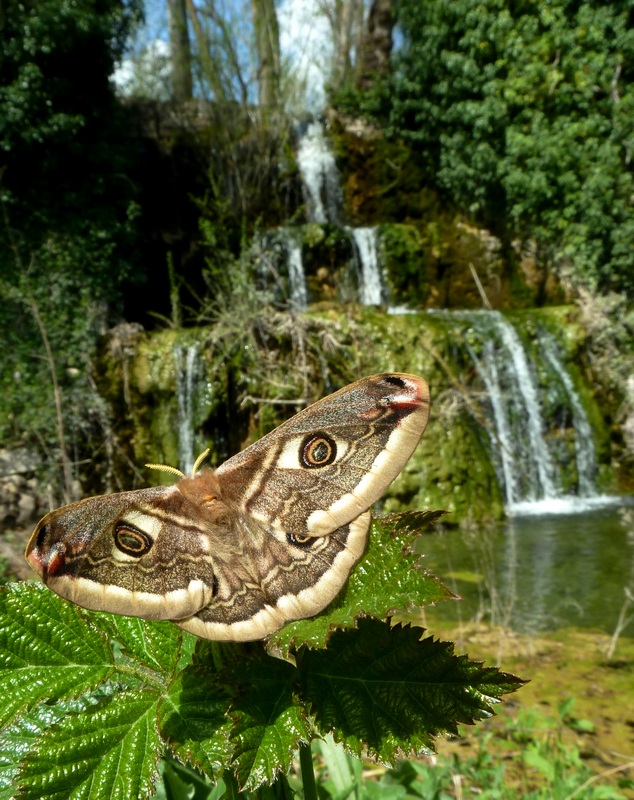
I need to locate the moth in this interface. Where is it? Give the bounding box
[26,373,430,641]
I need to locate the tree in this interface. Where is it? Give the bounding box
[168,0,193,100]
[251,0,281,110]
[380,0,634,294]
[0,0,142,488]
[357,0,395,89]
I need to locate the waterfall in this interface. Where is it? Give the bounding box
[350,227,385,305]
[465,312,556,506]
[175,342,202,475]
[539,331,597,497]
[296,120,342,224]
[454,310,603,513]
[286,236,308,311]
[295,123,391,306]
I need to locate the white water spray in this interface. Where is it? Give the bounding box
[175,343,202,475]
[286,236,308,310]
[350,227,384,305]
[296,120,342,224]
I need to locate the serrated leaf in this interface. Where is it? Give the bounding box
[301,617,525,764]
[16,690,162,800]
[0,583,113,728]
[0,702,72,799]
[269,514,452,654]
[158,665,233,780]
[224,652,311,790]
[0,692,114,800]
[96,614,193,675]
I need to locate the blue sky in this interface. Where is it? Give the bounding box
[115,0,334,110]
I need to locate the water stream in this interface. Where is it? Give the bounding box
[349,227,385,305]
[295,121,388,306]
[175,342,203,475]
[540,331,597,497]
[449,310,603,514]
[296,120,342,224]
[286,235,308,311]
[464,311,557,507]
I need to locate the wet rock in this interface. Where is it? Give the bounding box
[0,448,45,529]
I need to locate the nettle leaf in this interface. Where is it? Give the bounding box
[0,583,113,728]
[222,651,311,790]
[0,696,97,800]
[158,665,234,781]
[0,585,224,800]
[269,512,451,654]
[300,617,525,764]
[96,614,194,675]
[0,514,525,796]
[17,690,162,800]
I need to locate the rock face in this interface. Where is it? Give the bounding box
[0,448,47,529]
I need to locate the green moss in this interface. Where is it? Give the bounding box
[330,122,431,225]
[379,223,429,308]
[109,305,621,523]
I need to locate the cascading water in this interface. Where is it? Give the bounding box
[296,120,342,224]
[539,331,597,497]
[284,234,308,310]
[294,123,392,306]
[349,227,385,305]
[175,342,203,475]
[455,311,601,513]
[465,312,556,506]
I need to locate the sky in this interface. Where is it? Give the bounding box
[113,0,334,111]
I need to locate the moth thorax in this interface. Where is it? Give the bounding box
[177,472,229,518]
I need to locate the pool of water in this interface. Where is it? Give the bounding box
[417,499,634,636]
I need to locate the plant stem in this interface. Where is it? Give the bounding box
[27,291,73,504]
[299,741,318,800]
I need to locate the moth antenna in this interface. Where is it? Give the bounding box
[145,463,186,478]
[192,448,211,475]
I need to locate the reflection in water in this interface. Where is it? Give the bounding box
[419,503,634,636]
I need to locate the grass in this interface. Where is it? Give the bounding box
[303,699,634,800]
[152,620,634,799]
[156,699,633,800]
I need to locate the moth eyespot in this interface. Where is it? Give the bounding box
[300,432,337,468]
[381,375,406,389]
[287,532,316,549]
[114,523,153,557]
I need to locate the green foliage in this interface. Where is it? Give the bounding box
[0,0,142,227]
[307,698,629,800]
[366,0,634,294]
[0,516,523,799]
[0,0,143,486]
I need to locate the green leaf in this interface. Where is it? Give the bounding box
[96,614,194,675]
[223,651,311,790]
[0,583,113,728]
[158,666,234,781]
[315,734,362,797]
[158,757,218,800]
[16,690,162,800]
[269,513,452,654]
[301,617,525,764]
[0,697,93,800]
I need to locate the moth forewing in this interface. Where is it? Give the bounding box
[216,373,430,537]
